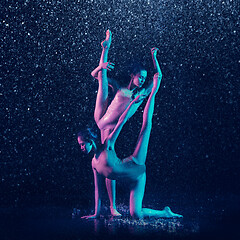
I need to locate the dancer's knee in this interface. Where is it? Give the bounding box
[130,208,143,219]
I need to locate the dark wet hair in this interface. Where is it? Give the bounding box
[78,128,97,141]
[116,60,148,86]
[77,125,101,147]
[129,62,147,76]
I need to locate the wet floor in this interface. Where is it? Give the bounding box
[1,194,239,240]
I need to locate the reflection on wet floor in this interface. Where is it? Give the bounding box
[72,203,198,238]
[1,195,240,240]
[1,205,197,240]
[83,216,192,237]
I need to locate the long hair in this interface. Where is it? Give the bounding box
[117,60,148,87]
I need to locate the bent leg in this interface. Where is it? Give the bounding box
[129,173,146,219]
[129,173,182,219]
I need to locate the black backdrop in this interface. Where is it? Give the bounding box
[1,0,239,213]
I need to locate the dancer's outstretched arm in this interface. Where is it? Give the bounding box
[140,47,162,97]
[151,47,162,74]
[91,64,120,94]
[135,48,162,99]
[81,168,103,219]
[91,63,115,78]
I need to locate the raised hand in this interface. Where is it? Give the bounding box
[151,47,159,58]
[100,62,115,71]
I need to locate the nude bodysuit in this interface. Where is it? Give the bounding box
[97,88,133,130]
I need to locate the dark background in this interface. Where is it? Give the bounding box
[1,0,239,227]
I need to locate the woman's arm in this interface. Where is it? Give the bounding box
[141,47,162,97]
[151,47,162,74]
[91,62,120,94]
[108,73,162,148]
[91,62,115,79]
[143,81,153,96]
[139,48,162,97]
[91,65,102,79]
[81,168,103,219]
[93,168,102,217]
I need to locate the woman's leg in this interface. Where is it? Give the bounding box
[129,173,146,219]
[129,74,182,218]
[130,73,161,165]
[129,173,182,218]
[131,96,157,165]
[93,31,120,216]
[94,30,112,125]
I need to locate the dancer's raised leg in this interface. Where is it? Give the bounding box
[94,30,112,124]
[99,29,112,64]
[131,73,162,165]
[94,30,121,217]
[129,73,182,218]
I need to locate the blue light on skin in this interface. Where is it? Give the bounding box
[132,70,147,88]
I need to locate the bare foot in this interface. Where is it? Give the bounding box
[163,206,183,218]
[101,29,112,49]
[110,207,122,217]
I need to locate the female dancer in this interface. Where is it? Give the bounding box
[92,30,161,143]
[88,30,162,217]
[78,71,183,219]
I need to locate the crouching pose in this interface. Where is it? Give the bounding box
[78,71,183,219]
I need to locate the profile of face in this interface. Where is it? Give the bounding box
[132,70,147,88]
[78,136,93,154]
